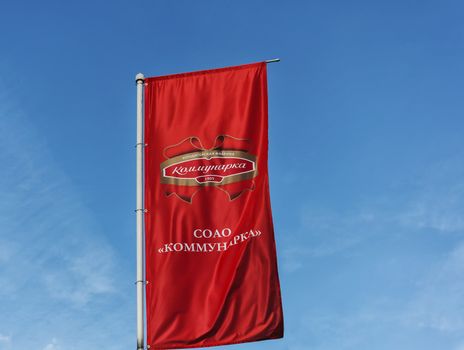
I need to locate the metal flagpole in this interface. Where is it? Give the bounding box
[135,72,145,350]
[133,59,278,349]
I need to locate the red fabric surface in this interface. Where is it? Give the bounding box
[144,62,283,349]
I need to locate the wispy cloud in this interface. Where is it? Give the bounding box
[0,98,116,304]
[281,154,464,349]
[0,80,130,348]
[392,157,464,333]
[406,242,464,332]
[281,209,368,272]
[395,156,464,233]
[284,153,464,270]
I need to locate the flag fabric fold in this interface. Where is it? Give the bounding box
[144,62,283,349]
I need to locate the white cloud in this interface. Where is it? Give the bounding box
[0,240,14,264]
[43,338,59,350]
[286,304,406,350]
[0,334,11,344]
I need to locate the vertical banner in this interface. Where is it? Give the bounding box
[144,62,283,349]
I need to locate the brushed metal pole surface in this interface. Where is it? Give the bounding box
[135,73,145,350]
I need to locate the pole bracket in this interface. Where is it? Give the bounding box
[135,280,148,285]
[135,208,148,213]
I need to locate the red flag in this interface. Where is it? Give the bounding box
[144,62,283,349]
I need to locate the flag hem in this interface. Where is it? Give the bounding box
[148,332,284,350]
[145,62,265,82]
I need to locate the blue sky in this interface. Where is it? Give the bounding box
[1,1,464,349]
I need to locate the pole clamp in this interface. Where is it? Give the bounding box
[135,280,149,285]
[135,143,148,148]
[135,208,148,213]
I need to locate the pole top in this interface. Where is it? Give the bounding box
[135,73,145,84]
